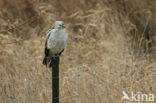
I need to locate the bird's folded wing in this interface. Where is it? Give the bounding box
[45,30,51,46]
[46,29,57,49]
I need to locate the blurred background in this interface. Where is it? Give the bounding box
[0,0,156,103]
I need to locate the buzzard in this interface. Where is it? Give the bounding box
[43,21,68,67]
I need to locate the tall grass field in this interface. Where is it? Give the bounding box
[0,0,156,103]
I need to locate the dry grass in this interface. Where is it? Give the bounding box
[0,0,156,103]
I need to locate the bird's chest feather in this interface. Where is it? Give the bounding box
[49,29,66,54]
[55,30,65,41]
[54,30,66,46]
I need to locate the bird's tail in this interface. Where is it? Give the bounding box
[42,56,51,66]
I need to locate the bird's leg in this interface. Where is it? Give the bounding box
[52,54,59,59]
[52,49,64,59]
[55,54,60,57]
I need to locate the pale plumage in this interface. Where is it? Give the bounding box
[43,21,68,67]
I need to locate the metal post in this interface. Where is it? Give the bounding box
[50,57,60,103]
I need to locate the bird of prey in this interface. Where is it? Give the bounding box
[43,21,68,67]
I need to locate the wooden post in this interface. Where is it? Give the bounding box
[50,57,60,103]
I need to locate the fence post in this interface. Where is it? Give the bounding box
[51,57,60,103]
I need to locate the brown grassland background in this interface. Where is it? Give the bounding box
[0,0,156,103]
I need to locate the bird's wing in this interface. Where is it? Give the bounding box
[46,29,57,49]
[44,30,52,56]
[45,30,51,47]
[44,29,56,56]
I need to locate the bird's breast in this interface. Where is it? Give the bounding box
[49,29,67,55]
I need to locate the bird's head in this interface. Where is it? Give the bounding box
[54,21,65,29]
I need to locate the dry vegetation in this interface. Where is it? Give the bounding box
[0,0,156,103]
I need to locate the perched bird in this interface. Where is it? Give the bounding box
[43,21,68,67]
